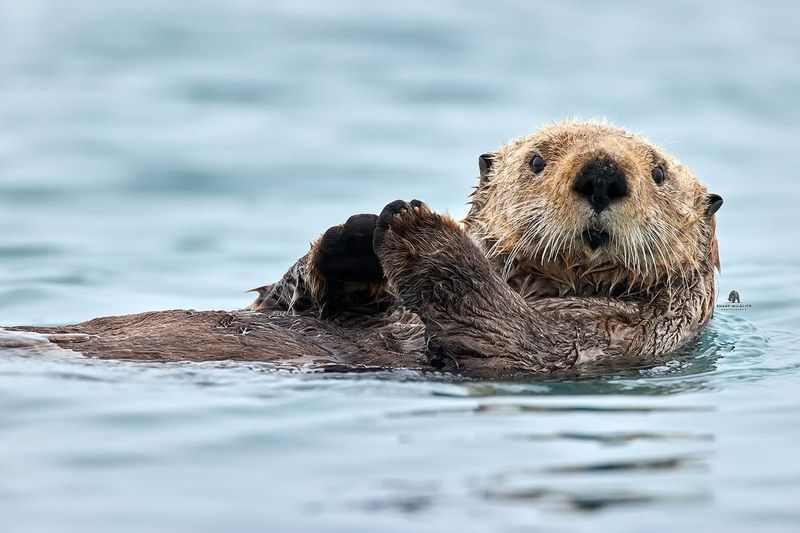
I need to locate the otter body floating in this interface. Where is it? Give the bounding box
[8,121,723,377]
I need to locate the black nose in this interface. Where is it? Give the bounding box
[572,157,629,213]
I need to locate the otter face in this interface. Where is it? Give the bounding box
[469,122,722,289]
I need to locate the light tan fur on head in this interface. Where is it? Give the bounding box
[465,121,720,300]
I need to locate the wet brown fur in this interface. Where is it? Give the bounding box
[5,121,722,377]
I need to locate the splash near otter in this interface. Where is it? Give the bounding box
[10,121,724,376]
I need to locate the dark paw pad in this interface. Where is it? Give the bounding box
[374,199,426,250]
[315,214,383,282]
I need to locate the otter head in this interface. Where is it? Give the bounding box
[466,121,723,297]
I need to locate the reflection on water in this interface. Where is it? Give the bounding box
[1,0,800,532]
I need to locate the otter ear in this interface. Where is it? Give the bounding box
[705,193,723,217]
[478,153,496,185]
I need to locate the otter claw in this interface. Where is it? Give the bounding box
[376,200,410,230]
[374,199,434,251]
[374,199,430,250]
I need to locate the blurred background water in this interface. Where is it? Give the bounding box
[1,1,799,531]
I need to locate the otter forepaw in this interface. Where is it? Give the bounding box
[313,213,383,282]
[373,199,438,252]
[373,199,481,313]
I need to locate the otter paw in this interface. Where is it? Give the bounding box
[314,213,383,282]
[373,199,461,304]
[373,199,494,316]
[373,199,433,251]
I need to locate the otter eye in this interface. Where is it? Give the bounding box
[531,155,546,174]
[652,166,665,185]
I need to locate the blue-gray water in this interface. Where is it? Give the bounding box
[1,1,799,531]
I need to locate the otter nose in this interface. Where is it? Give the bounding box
[572,157,629,213]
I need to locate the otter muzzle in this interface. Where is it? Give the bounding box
[582,228,610,250]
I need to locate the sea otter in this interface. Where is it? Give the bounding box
[6,121,724,376]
